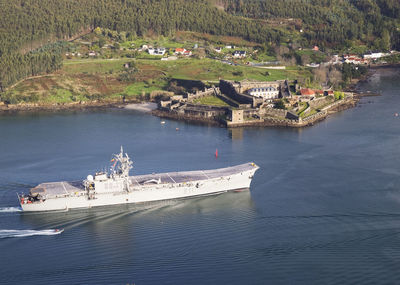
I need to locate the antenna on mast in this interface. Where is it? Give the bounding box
[111,146,133,177]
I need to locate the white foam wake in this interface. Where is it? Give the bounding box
[0,207,22,213]
[0,229,63,238]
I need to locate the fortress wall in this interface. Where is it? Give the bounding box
[219,80,254,104]
[260,107,287,117]
[186,88,215,101]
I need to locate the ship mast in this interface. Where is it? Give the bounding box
[112,146,133,177]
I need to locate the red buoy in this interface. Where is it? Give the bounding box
[215,149,218,158]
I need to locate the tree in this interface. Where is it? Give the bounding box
[98,38,106,48]
[313,66,327,85]
[381,29,391,51]
[275,99,286,109]
[94,27,102,36]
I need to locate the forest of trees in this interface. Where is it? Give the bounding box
[221,0,399,49]
[0,0,398,92]
[0,0,285,91]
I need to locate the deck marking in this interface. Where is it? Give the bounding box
[166,173,176,183]
[201,171,210,179]
[61,182,68,194]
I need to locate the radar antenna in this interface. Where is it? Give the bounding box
[111,146,133,177]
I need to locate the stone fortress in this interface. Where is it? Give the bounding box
[156,78,355,128]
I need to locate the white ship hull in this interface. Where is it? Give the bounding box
[20,163,258,212]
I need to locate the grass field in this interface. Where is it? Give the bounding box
[193,96,229,107]
[6,57,312,104]
[63,58,129,74]
[135,58,309,81]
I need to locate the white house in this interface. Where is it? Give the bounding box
[363,52,381,59]
[183,50,192,56]
[174,48,192,56]
[363,52,388,60]
[148,47,166,55]
[233,50,246,58]
[248,86,279,100]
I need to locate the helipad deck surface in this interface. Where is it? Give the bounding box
[32,163,256,196]
[130,163,255,186]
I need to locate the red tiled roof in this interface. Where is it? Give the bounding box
[300,88,315,96]
[175,48,185,52]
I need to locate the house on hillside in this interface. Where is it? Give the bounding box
[174,48,192,56]
[233,50,246,58]
[215,47,222,53]
[297,88,316,101]
[343,54,357,60]
[174,48,186,55]
[363,52,388,60]
[300,88,315,96]
[314,90,324,96]
[183,50,192,56]
[344,56,368,65]
[148,47,166,55]
[139,44,148,51]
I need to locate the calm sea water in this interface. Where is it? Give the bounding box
[0,68,400,285]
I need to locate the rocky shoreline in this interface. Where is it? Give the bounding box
[0,91,360,129]
[1,65,392,128]
[152,98,358,128]
[0,100,139,114]
[152,109,224,126]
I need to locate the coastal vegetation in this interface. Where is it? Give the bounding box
[0,0,399,93]
[1,55,313,105]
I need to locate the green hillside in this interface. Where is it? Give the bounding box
[0,0,398,92]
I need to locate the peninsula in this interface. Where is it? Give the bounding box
[0,0,398,128]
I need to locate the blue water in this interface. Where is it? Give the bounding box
[0,68,400,284]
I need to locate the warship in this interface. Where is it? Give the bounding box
[18,147,259,212]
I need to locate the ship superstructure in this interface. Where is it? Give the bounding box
[19,147,259,212]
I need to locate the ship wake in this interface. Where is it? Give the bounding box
[0,207,22,213]
[0,229,63,238]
